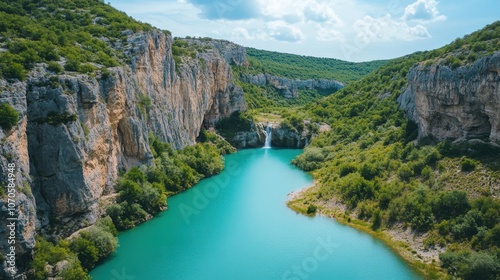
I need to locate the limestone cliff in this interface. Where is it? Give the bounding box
[398,52,500,144]
[228,121,328,149]
[241,73,344,98]
[0,31,246,278]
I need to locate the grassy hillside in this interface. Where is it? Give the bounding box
[246,47,388,84]
[290,21,500,279]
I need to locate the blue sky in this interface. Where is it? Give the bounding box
[106,0,499,62]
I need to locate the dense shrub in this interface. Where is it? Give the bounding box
[197,129,236,155]
[397,164,413,182]
[339,163,358,177]
[0,0,156,80]
[64,60,80,72]
[108,136,224,229]
[307,204,317,214]
[292,147,325,171]
[216,111,252,132]
[433,191,470,220]
[359,163,380,180]
[47,61,64,74]
[70,217,118,270]
[30,237,88,280]
[440,251,499,280]
[460,157,477,172]
[0,103,20,130]
[70,237,98,270]
[78,63,96,73]
[245,47,387,84]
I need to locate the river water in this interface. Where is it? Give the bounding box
[90,148,420,280]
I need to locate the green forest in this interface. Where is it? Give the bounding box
[246,47,388,84]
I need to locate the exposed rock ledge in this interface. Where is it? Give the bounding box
[227,121,330,149]
[398,52,500,144]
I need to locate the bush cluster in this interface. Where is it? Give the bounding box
[107,135,224,230]
[30,217,117,279]
[0,103,19,130]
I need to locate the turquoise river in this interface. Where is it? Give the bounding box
[90,148,421,280]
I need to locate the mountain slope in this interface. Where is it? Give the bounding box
[246,47,388,84]
[290,21,500,279]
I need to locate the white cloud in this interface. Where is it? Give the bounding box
[303,0,343,26]
[266,21,305,42]
[402,0,446,22]
[354,14,431,43]
[257,0,343,25]
[258,0,302,21]
[316,26,344,42]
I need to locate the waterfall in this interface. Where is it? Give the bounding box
[263,124,272,148]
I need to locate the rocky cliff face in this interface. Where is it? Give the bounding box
[228,121,327,149]
[0,30,246,278]
[398,52,500,144]
[271,125,310,148]
[241,73,344,98]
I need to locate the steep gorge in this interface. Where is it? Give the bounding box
[0,31,247,277]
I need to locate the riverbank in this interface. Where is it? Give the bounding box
[286,184,449,280]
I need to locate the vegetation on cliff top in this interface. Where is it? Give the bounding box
[290,21,500,279]
[0,0,155,80]
[232,47,388,111]
[246,47,388,84]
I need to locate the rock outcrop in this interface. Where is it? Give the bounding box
[398,52,500,144]
[228,121,328,149]
[184,38,248,67]
[0,30,246,278]
[271,125,310,148]
[229,122,265,148]
[241,73,344,98]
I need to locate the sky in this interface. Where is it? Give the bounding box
[106,0,500,62]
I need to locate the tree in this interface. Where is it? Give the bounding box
[71,237,98,270]
[463,253,499,280]
[372,210,382,230]
[360,163,379,180]
[118,179,141,202]
[125,167,147,183]
[433,191,470,220]
[59,263,90,280]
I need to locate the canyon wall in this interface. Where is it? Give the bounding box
[0,31,246,277]
[398,52,500,144]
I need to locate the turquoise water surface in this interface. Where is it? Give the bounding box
[90,149,420,280]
